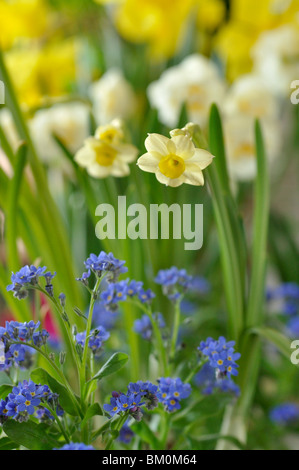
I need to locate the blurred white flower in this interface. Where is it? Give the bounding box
[224,115,281,181]
[223,74,280,121]
[252,24,299,97]
[74,119,138,178]
[89,69,136,125]
[29,102,90,164]
[0,109,21,152]
[147,54,226,128]
[137,131,214,187]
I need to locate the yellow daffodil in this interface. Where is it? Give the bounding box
[75,120,138,178]
[196,0,226,31]
[0,0,51,50]
[137,130,214,187]
[5,39,78,108]
[214,0,299,81]
[96,0,198,59]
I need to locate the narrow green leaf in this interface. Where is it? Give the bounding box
[251,326,292,360]
[208,104,230,194]
[190,433,247,450]
[6,142,28,271]
[246,120,270,327]
[89,352,129,382]
[177,102,189,128]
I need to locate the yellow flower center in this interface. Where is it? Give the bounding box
[170,400,176,405]
[233,142,255,160]
[113,406,118,412]
[159,154,185,179]
[96,127,122,143]
[217,360,223,366]
[174,392,180,397]
[25,401,31,406]
[123,403,128,408]
[94,142,117,167]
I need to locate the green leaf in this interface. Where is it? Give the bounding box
[31,368,80,416]
[6,142,28,271]
[0,437,18,450]
[3,420,60,450]
[246,120,270,328]
[91,418,111,442]
[81,403,103,429]
[89,352,129,382]
[0,372,12,386]
[177,102,189,128]
[131,420,161,450]
[208,104,230,194]
[251,327,292,359]
[0,385,13,400]
[190,433,247,450]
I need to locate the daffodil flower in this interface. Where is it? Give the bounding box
[74,120,138,178]
[137,131,214,187]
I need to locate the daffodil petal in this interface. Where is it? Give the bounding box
[111,160,130,177]
[171,135,195,159]
[137,152,160,173]
[188,148,214,169]
[87,164,112,178]
[74,146,95,167]
[183,167,204,186]
[155,170,183,187]
[145,133,172,156]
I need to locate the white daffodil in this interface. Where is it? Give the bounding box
[74,119,138,178]
[137,131,214,187]
[29,102,90,164]
[147,54,226,128]
[223,74,279,121]
[252,24,299,97]
[224,115,281,181]
[89,69,136,125]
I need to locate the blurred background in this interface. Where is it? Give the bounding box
[0,0,299,449]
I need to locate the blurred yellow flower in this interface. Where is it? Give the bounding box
[96,0,198,58]
[214,0,299,81]
[75,120,138,178]
[0,0,51,50]
[137,130,214,187]
[197,0,226,31]
[4,39,78,108]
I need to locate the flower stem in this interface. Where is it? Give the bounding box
[169,299,181,367]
